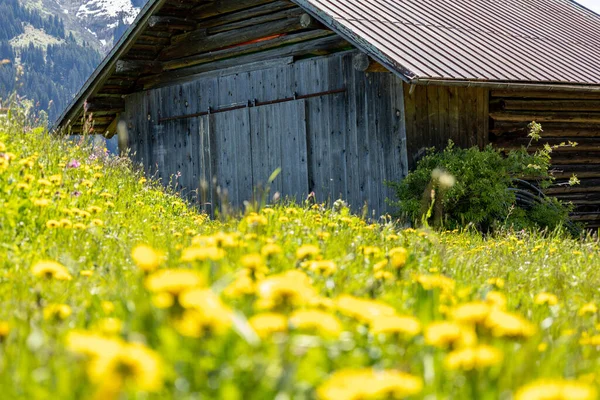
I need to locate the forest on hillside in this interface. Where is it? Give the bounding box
[0,0,101,125]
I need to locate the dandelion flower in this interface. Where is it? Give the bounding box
[296,244,321,261]
[145,269,204,296]
[317,368,423,400]
[88,342,163,393]
[425,321,475,348]
[578,303,598,317]
[514,380,596,400]
[336,295,396,324]
[535,292,559,306]
[309,260,337,276]
[389,247,408,269]
[258,271,317,309]
[181,246,226,262]
[31,260,72,281]
[261,243,282,257]
[485,309,536,338]
[249,313,287,338]
[370,315,421,337]
[290,309,342,337]
[131,245,162,272]
[43,304,72,321]
[452,302,491,325]
[444,345,503,370]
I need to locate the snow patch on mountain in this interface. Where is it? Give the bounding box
[76,0,137,24]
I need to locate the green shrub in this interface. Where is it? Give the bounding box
[388,138,574,232]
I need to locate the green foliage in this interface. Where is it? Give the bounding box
[389,135,573,232]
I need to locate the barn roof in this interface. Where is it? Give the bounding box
[54,0,600,134]
[296,0,600,84]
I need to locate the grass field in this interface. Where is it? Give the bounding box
[1,111,600,399]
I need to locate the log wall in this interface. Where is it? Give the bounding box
[123,51,408,216]
[403,84,489,168]
[489,90,600,228]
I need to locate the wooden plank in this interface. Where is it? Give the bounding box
[328,56,347,204]
[478,88,490,147]
[491,90,600,100]
[448,86,460,146]
[143,35,346,89]
[468,87,479,147]
[427,85,439,152]
[490,111,600,123]
[191,0,275,19]
[197,1,295,29]
[207,7,305,34]
[160,14,313,61]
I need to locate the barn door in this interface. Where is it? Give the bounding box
[209,108,253,207]
[249,100,309,203]
[206,100,309,209]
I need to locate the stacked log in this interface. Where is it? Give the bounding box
[489,90,600,228]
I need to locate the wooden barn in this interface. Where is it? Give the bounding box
[54,0,600,225]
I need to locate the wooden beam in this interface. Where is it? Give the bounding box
[191,0,275,19]
[160,14,315,60]
[148,15,196,30]
[142,35,349,89]
[162,29,332,71]
[104,115,121,138]
[492,90,600,100]
[490,111,600,124]
[501,99,600,112]
[197,1,295,30]
[207,7,305,34]
[352,52,388,72]
[116,60,163,75]
[84,98,125,113]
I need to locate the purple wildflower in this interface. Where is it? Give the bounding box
[67,159,80,168]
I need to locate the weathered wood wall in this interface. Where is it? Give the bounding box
[124,51,408,216]
[403,84,489,168]
[489,90,600,228]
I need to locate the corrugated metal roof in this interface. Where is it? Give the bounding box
[294,0,600,84]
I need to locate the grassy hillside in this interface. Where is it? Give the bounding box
[1,111,600,399]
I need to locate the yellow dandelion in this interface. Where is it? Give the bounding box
[289,309,342,337]
[309,260,337,276]
[261,243,282,257]
[296,244,321,260]
[80,270,94,277]
[336,295,396,324]
[46,220,60,229]
[249,313,287,338]
[0,321,10,340]
[534,292,559,306]
[444,345,503,371]
[181,246,226,262]
[43,304,72,321]
[31,260,72,281]
[485,291,507,310]
[579,303,598,317]
[317,368,423,400]
[485,309,536,338]
[452,302,490,325]
[145,269,204,296]
[131,245,162,272]
[370,314,421,337]
[257,271,316,309]
[515,380,596,400]
[425,321,475,348]
[389,247,408,268]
